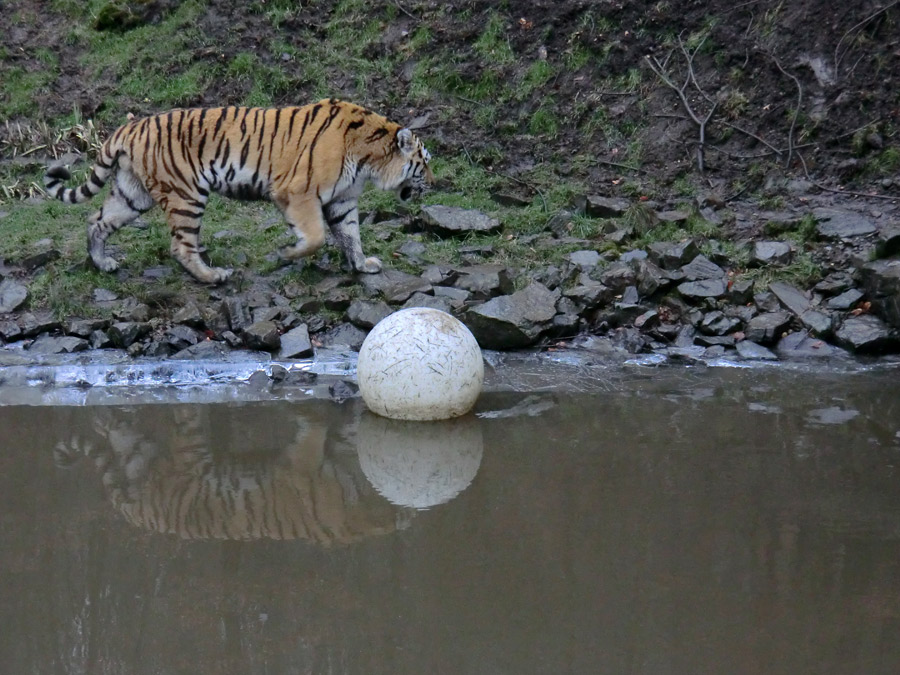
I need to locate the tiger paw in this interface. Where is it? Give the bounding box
[361,256,382,274]
[92,255,120,273]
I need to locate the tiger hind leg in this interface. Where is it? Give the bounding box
[164,204,232,284]
[88,169,155,272]
[279,197,327,262]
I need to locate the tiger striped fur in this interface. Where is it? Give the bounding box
[43,98,434,283]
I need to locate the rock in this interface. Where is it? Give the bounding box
[754,291,781,313]
[452,265,514,298]
[735,340,778,360]
[633,259,671,297]
[90,330,113,349]
[20,248,60,271]
[677,278,728,299]
[700,311,741,336]
[815,271,855,296]
[619,249,647,264]
[729,279,754,305]
[170,340,232,360]
[322,288,352,311]
[92,288,119,303]
[242,320,281,352]
[432,285,470,308]
[464,282,559,350]
[751,241,793,266]
[459,244,496,259]
[695,334,735,348]
[328,380,358,403]
[277,324,313,359]
[563,280,612,309]
[172,302,205,328]
[421,265,459,286]
[347,299,393,329]
[0,279,28,313]
[113,300,151,323]
[398,240,426,258]
[0,320,23,341]
[165,325,202,351]
[108,322,151,348]
[585,195,630,218]
[596,263,637,293]
[401,293,454,314]
[834,315,897,353]
[647,240,700,270]
[318,323,368,351]
[568,250,602,268]
[19,311,61,338]
[490,191,530,207]
[65,318,106,337]
[634,309,660,331]
[620,285,640,305]
[744,312,792,345]
[776,331,847,358]
[826,288,865,310]
[418,205,501,236]
[813,207,879,238]
[858,259,900,328]
[223,296,251,333]
[27,335,89,354]
[360,269,433,303]
[680,254,725,281]
[875,226,900,259]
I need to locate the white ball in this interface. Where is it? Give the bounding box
[357,308,484,421]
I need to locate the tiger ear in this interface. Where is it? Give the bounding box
[396,128,415,156]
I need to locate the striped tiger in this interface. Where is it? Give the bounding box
[43,98,434,283]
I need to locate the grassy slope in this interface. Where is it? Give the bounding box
[1,0,893,317]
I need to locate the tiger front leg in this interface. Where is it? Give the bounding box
[324,200,381,274]
[165,208,233,284]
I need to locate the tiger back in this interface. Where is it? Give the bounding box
[43,99,434,283]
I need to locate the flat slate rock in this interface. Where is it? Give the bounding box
[813,207,879,238]
[347,299,392,329]
[277,324,313,359]
[834,315,897,353]
[858,258,900,328]
[677,278,728,299]
[27,335,90,355]
[0,279,28,314]
[776,331,847,358]
[680,254,724,281]
[585,195,630,218]
[568,250,603,268]
[317,322,368,351]
[419,205,501,236]
[751,241,792,265]
[744,311,792,345]
[647,240,700,270]
[735,340,778,360]
[826,288,865,310]
[464,282,559,350]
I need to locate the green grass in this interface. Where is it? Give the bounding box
[474,12,515,65]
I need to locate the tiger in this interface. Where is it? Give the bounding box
[43,98,434,283]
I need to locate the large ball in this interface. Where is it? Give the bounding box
[357,308,484,420]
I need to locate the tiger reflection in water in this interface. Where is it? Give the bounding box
[54,404,408,545]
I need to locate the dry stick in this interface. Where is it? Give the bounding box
[645,36,717,172]
[719,121,783,156]
[796,152,898,202]
[771,54,802,169]
[393,2,419,21]
[834,1,900,73]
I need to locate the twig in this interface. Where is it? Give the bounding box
[771,54,802,169]
[645,35,717,172]
[796,152,898,202]
[826,118,882,144]
[393,1,419,21]
[453,95,488,107]
[593,159,646,173]
[719,121,782,155]
[834,1,900,74]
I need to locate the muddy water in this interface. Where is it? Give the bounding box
[1,368,899,674]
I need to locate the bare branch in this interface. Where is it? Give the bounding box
[796,152,898,202]
[771,55,802,169]
[834,1,900,74]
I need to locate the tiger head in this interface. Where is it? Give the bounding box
[385,127,435,202]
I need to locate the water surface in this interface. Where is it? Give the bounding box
[1,367,899,674]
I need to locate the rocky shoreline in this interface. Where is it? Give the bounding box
[0,192,898,369]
